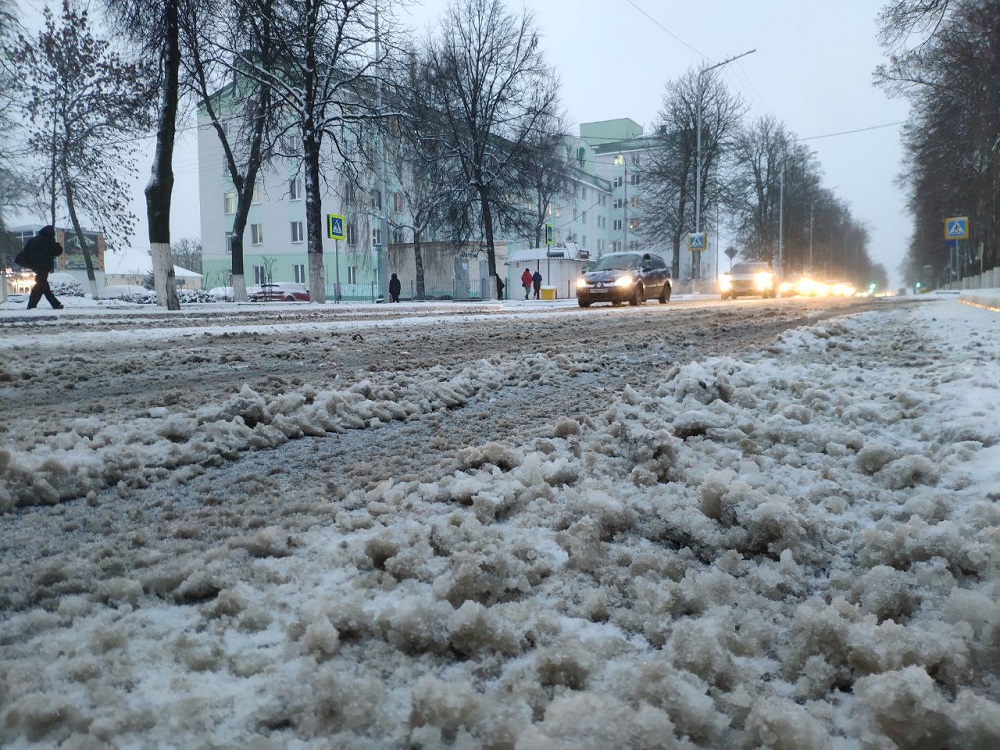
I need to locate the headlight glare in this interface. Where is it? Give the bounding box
[614,275,634,288]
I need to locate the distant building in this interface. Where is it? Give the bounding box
[196,113,707,298]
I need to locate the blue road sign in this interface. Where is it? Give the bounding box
[688,232,707,250]
[327,214,346,241]
[944,216,968,240]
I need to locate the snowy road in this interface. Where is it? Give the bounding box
[1,294,998,748]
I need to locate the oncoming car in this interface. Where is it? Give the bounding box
[719,261,776,300]
[575,252,672,308]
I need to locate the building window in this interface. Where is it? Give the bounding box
[346,223,356,245]
[225,231,233,254]
[630,173,641,186]
[629,218,641,231]
[253,265,267,285]
[581,187,587,200]
[291,221,304,243]
[582,235,587,248]
[613,219,623,231]
[347,266,358,284]
[611,241,621,253]
[289,177,303,201]
[345,183,356,205]
[581,209,586,223]
[613,176,622,188]
[631,153,640,166]
[251,183,263,204]
[631,195,641,208]
[392,228,405,244]
[224,191,236,214]
[251,223,263,245]
[613,199,623,209]
[372,227,382,247]
[293,264,306,284]
[573,207,578,221]
[374,190,382,209]
[393,192,404,212]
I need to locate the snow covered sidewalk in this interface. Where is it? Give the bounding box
[1,297,999,748]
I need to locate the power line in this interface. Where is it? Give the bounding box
[622,0,706,59]
[801,121,906,141]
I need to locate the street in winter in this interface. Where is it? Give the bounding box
[1,293,998,748]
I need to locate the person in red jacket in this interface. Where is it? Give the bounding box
[520,267,532,300]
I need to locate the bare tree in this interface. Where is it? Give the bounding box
[228,0,395,304]
[877,0,1000,283]
[424,0,559,300]
[170,237,202,273]
[101,0,187,309]
[642,68,744,278]
[7,1,154,298]
[518,111,573,249]
[181,0,278,302]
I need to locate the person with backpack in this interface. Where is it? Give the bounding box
[521,267,532,300]
[16,225,64,310]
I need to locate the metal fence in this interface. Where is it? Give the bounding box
[322,279,489,303]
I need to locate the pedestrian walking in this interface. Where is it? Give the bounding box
[16,225,64,310]
[532,270,543,300]
[389,273,401,303]
[521,268,532,300]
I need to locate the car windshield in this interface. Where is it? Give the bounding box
[731,262,769,274]
[593,254,640,271]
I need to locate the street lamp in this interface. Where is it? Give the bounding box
[695,49,754,279]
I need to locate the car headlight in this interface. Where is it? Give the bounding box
[754,272,774,290]
[719,276,732,291]
[576,278,588,289]
[614,274,634,288]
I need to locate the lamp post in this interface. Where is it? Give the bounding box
[695,49,754,279]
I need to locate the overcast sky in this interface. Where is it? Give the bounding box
[406,0,912,288]
[18,0,913,289]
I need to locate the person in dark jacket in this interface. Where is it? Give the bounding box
[532,270,543,300]
[388,273,401,303]
[18,225,64,309]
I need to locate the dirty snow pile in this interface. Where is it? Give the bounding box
[1,298,1000,749]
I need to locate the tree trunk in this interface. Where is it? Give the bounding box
[61,158,99,299]
[479,190,501,300]
[146,0,180,310]
[304,129,326,303]
[414,228,426,300]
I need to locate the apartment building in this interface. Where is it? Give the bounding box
[197,114,704,299]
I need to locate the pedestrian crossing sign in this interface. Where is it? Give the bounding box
[327,213,346,241]
[545,224,553,245]
[688,232,707,250]
[944,216,968,240]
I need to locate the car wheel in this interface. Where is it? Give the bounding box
[659,284,670,304]
[612,300,622,306]
[629,285,642,306]
[284,296,295,301]
[578,298,590,308]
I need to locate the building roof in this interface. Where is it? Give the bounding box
[105,248,201,278]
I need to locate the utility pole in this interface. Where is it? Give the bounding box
[696,49,754,278]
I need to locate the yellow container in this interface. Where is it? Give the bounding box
[540,286,556,300]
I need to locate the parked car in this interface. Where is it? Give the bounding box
[249,282,311,302]
[575,252,672,307]
[719,261,776,300]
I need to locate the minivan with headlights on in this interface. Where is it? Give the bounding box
[575,252,672,307]
[719,261,776,300]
